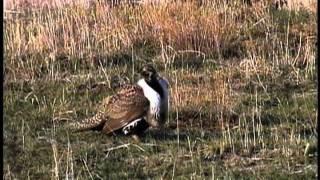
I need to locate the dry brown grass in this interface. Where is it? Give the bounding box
[4,1,257,78]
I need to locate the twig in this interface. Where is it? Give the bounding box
[82,159,94,180]
[131,144,145,152]
[4,10,23,14]
[104,143,131,152]
[104,143,146,153]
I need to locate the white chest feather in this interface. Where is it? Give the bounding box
[137,79,161,118]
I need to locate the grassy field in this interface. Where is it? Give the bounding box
[4,0,317,179]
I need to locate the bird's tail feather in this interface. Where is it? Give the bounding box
[68,111,106,132]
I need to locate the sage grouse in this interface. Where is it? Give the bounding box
[137,64,169,128]
[69,64,169,138]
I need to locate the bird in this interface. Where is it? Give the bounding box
[69,84,150,140]
[68,64,169,139]
[137,64,169,128]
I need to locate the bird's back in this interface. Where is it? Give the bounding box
[69,84,150,134]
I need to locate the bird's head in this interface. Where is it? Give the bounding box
[140,64,158,82]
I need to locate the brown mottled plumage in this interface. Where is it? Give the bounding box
[69,84,150,135]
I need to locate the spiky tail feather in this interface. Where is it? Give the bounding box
[68,111,106,132]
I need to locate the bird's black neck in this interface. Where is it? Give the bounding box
[146,77,164,98]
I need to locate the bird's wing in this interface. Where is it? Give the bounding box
[101,84,150,134]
